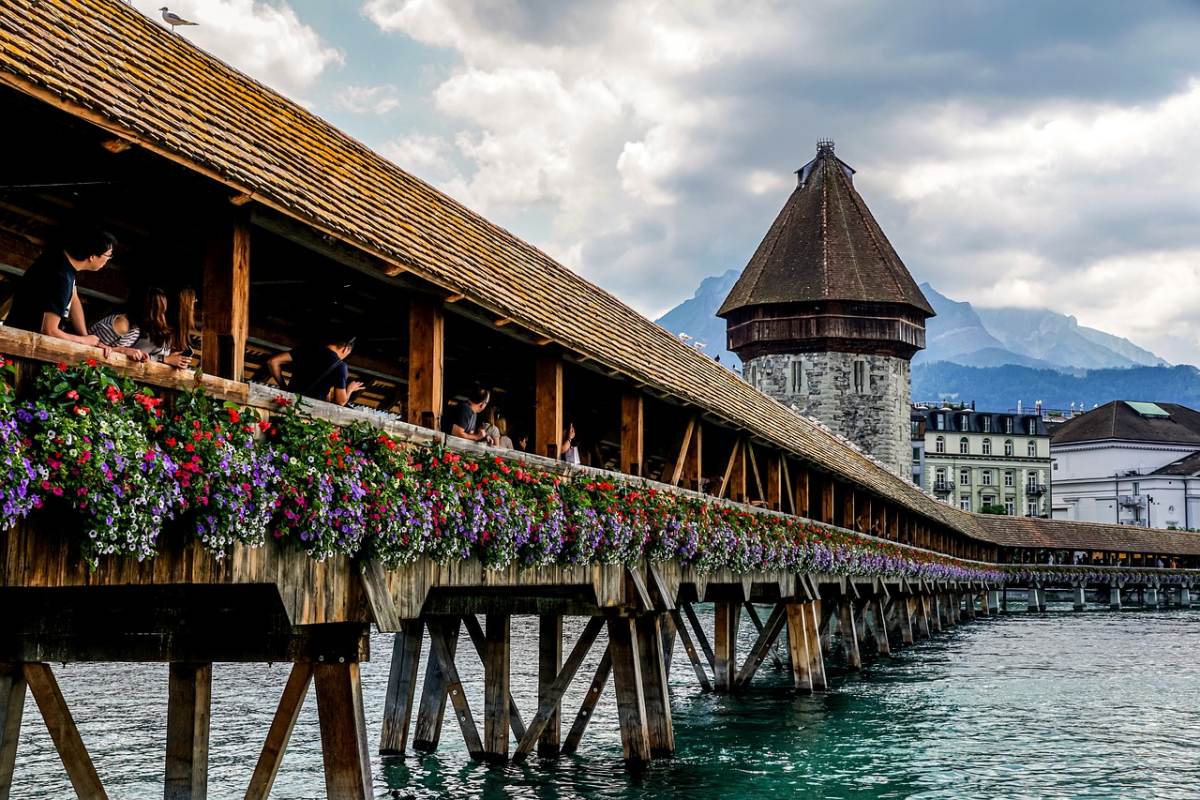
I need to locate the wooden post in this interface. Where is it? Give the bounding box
[681,419,703,492]
[22,664,107,800]
[841,486,856,530]
[795,467,811,518]
[412,618,460,752]
[765,452,782,511]
[164,663,212,800]
[537,614,563,757]
[606,616,650,764]
[513,619,605,762]
[201,215,250,380]
[728,441,748,503]
[0,665,26,800]
[837,599,861,669]
[562,647,612,755]
[713,602,740,692]
[636,615,675,757]
[735,603,788,690]
[246,663,313,800]
[407,298,444,430]
[620,391,644,476]
[379,620,423,755]
[536,356,564,459]
[786,604,812,691]
[871,597,891,655]
[482,614,510,763]
[856,493,872,535]
[314,663,374,799]
[820,478,835,524]
[805,601,828,690]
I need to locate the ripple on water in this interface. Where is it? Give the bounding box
[8,609,1200,799]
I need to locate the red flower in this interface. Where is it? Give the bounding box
[184,443,195,453]
[57,362,67,371]
[274,395,291,407]
[227,408,241,424]
[65,389,79,401]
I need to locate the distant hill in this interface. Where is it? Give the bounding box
[912,362,1200,411]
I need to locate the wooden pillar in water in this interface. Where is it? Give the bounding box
[837,599,862,669]
[785,603,814,691]
[930,594,943,632]
[22,664,107,800]
[961,593,976,620]
[164,662,212,800]
[713,602,740,692]
[1181,586,1192,608]
[380,620,423,754]
[606,616,650,764]
[482,614,511,763]
[412,618,460,753]
[635,615,674,758]
[536,356,564,459]
[201,214,250,380]
[537,614,563,757]
[407,298,445,430]
[314,662,374,799]
[1073,585,1086,611]
[1109,585,1122,610]
[246,664,313,800]
[0,664,27,800]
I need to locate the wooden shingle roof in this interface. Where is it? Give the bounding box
[718,143,934,318]
[971,515,1200,558]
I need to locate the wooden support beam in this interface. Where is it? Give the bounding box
[313,663,373,800]
[620,391,644,477]
[514,618,605,762]
[841,485,856,530]
[780,458,796,514]
[482,614,511,763]
[765,452,782,512]
[735,603,788,690]
[875,505,887,538]
[713,602,740,692]
[729,440,748,503]
[668,610,712,691]
[786,603,813,692]
[888,509,900,541]
[537,614,563,757]
[747,442,767,503]
[669,416,696,487]
[426,621,484,759]
[22,663,107,800]
[379,620,423,755]
[606,617,651,763]
[0,665,27,800]
[201,215,251,380]
[743,603,784,671]
[561,646,612,755]
[820,477,835,524]
[407,298,444,430]
[682,419,703,492]
[681,602,716,671]
[805,601,828,691]
[717,439,740,500]
[836,600,862,670]
[245,663,312,800]
[461,615,526,741]
[856,493,872,535]
[536,356,564,460]
[870,597,891,656]
[412,618,460,753]
[636,615,675,757]
[164,663,212,800]
[795,464,810,518]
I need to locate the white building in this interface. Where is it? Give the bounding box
[1051,401,1200,530]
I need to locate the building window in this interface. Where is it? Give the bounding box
[982,495,995,507]
[1026,500,1039,517]
[1005,499,1015,515]
[959,414,970,431]
[1004,470,1014,487]
[981,470,993,486]
[1027,418,1037,435]
[959,496,972,512]
[1133,481,1140,496]
[982,438,992,456]
[911,420,920,437]
[959,467,970,485]
[789,358,807,394]
[912,447,921,462]
[935,436,945,453]
[745,364,757,388]
[1004,439,1014,456]
[935,413,945,431]
[959,437,969,454]
[853,359,867,394]
[1003,417,1013,434]
[1027,440,1037,457]
[982,416,992,433]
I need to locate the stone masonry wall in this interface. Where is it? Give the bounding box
[746,351,911,479]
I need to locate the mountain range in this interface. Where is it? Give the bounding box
[655,271,1199,410]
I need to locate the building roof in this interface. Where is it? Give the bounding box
[971,515,1200,557]
[0,0,957,532]
[1051,401,1200,446]
[1152,450,1200,477]
[913,406,1049,436]
[717,142,934,318]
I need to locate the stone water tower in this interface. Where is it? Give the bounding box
[718,141,934,478]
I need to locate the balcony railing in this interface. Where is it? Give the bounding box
[932,481,953,495]
[1026,484,1047,496]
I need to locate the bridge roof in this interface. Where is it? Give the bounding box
[971,515,1200,557]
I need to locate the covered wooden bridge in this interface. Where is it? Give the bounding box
[1,2,1199,798]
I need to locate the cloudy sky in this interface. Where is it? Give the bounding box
[137,1,1200,363]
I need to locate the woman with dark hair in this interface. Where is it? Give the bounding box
[89,287,193,368]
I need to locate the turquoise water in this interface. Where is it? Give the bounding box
[10,605,1200,798]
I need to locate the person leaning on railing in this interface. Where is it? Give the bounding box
[443,385,490,442]
[88,286,195,369]
[265,331,364,406]
[3,224,116,355]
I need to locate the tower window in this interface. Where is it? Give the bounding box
[853,359,867,394]
[790,358,807,394]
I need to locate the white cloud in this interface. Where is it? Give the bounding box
[336,85,402,114]
[137,1,342,93]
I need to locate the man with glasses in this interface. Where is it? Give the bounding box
[3,224,116,353]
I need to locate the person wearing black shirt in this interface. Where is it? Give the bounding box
[5,225,116,353]
[444,386,490,441]
[265,334,364,406]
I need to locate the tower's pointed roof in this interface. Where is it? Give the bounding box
[718,141,934,318]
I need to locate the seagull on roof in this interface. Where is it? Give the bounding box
[160,7,198,32]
